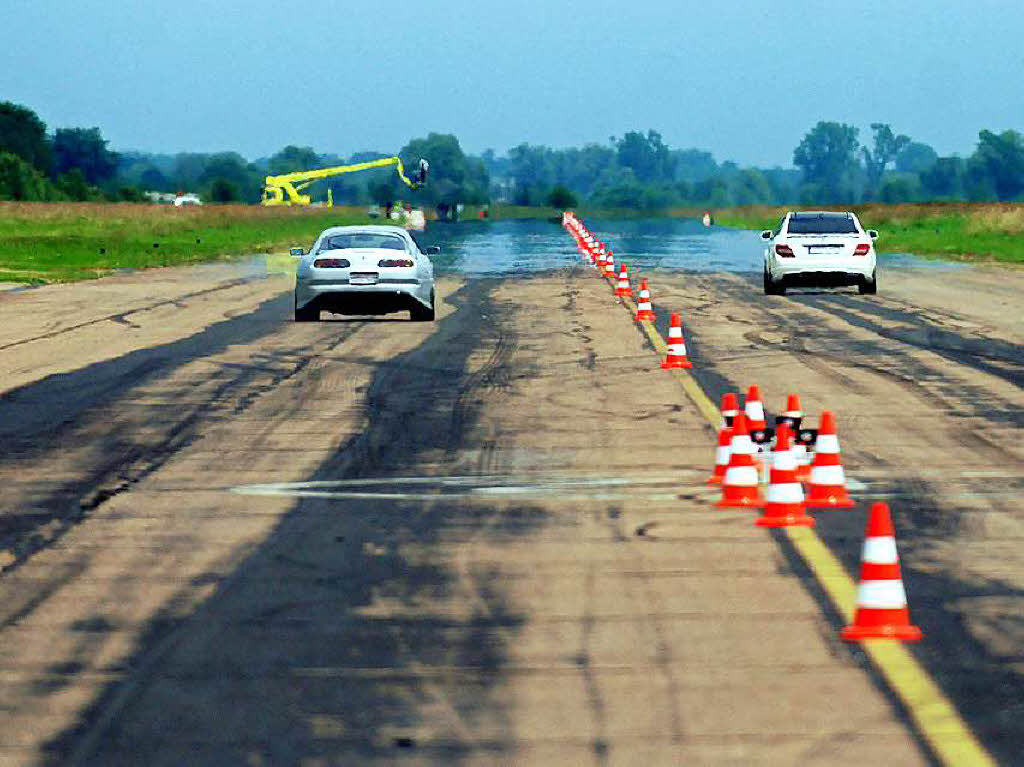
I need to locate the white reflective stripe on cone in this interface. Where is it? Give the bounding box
[723,465,759,486]
[765,482,804,503]
[746,403,765,421]
[815,434,840,452]
[772,452,797,471]
[729,435,756,455]
[856,579,908,609]
[809,464,846,485]
[715,446,730,463]
[666,343,686,354]
[862,536,899,564]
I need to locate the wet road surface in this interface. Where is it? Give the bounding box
[0,220,1020,765]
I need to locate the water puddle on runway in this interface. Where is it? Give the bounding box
[413,218,962,276]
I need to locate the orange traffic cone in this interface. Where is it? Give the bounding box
[781,393,802,426]
[615,263,631,296]
[714,412,764,508]
[634,280,655,320]
[705,424,732,484]
[782,393,811,480]
[603,250,617,280]
[757,425,814,527]
[661,313,692,368]
[744,384,767,431]
[841,503,922,641]
[721,392,740,425]
[805,411,855,508]
[595,244,606,271]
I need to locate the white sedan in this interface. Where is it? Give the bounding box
[761,211,878,295]
[292,225,437,321]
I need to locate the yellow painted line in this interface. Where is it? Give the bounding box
[616,286,995,767]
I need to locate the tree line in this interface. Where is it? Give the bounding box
[2,100,1023,209]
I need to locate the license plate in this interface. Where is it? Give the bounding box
[350,273,378,285]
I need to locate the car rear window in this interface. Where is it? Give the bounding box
[787,215,858,234]
[320,234,407,251]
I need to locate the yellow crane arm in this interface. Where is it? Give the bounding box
[261,156,426,206]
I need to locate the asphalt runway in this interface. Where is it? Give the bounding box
[0,238,1020,765]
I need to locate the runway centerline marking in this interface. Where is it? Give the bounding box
[618,291,995,767]
[230,474,688,503]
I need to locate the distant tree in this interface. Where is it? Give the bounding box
[507,143,554,205]
[693,176,733,207]
[615,130,675,183]
[878,173,922,203]
[556,144,615,198]
[400,133,488,206]
[0,102,52,173]
[267,145,319,175]
[55,168,100,201]
[762,167,802,204]
[861,123,910,198]
[589,179,646,209]
[920,156,965,198]
[793,121,860,202]
[209,178,241,202]
[546,184,577,209]
[114,186,147,202]
[673,149,718,183]
[731,168,773,205]
[369,180,396,207]
[197,152,260,201]
[140,167,169,191]
[0,151,63,200]
[895,141,938,174]
[967,129,1024,200]
[173,153,210,190]
[53,127,119,184]
[344,150,386,164]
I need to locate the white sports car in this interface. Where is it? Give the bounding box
[761,211,878,295]
[292,225,437,321]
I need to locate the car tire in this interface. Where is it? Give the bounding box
[764,268,785,296]
[294,297,319,322]
[410,290,435,322]
[858,271,877,295]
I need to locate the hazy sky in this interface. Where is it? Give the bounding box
[3,0,1022,166]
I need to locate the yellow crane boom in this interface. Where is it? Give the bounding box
[261,156,428,206]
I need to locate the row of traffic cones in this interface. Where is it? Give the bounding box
[563,213,919,641]
[564,214,692,369]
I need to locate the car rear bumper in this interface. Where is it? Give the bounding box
[295,279,433,314]
[770,258,874,284]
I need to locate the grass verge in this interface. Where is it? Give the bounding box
[0,203,382,284]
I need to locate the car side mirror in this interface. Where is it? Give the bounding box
[289,247,305,257]
[867,230,878,240]
[760,230,773,240]
[425,246,441,255]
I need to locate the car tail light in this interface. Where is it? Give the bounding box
[378,258,414,267]
[313,258,350,268]
[853,243,870,256]
[775,244,795,258]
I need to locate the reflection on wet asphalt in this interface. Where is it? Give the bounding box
[417,218,965,276]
